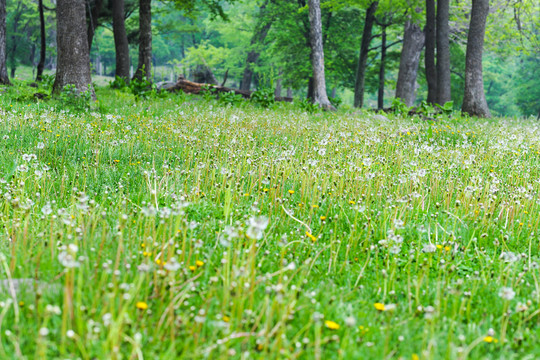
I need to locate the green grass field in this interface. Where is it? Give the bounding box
[0,85,539,359]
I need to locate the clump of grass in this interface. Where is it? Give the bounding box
[0,85,539,359]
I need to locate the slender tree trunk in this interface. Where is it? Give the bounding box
[396,20,425,106]
[462,0,490,117]
[36,0,46,81]
[274,77,282,97]
[87,0,102,50]
[436,0,451,104]
[9,3,22,80]
[425,0,437,103]
[377,23,387,110]
[307,77,314,100]
[240,0,272,91]
[112,0,130,82]
[307,0,333,109]
[0,0,8,84]
[133,0,152,82]
[287,88,292,98]
[53,0,95,98]
[354,1,378,108]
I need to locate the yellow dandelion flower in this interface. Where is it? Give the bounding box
[136,301,148,310]
[320,216,326,220]
[189,265,197,271]
[195,260,204,267]
[306,232,317,242]
[483,336,495,343]
[222,315,230,322]
[288,190,295,194]
[324,320,340,330]
[374,303,385,311]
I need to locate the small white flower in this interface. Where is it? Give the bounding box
[164,257,181,272]
[499,287,515,301]
[36,142,45,149]
[39,327,49,337]
[422,243,437,253]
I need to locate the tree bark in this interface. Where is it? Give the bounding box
[53,0,95,98]
[377,22,387,110]
[133,0,152,82]
[87,0,102,50]
[462,0,491,117]
[240,0,272,91]
[112,0,130,82]
[0,0,8,84]
[425,0,437,103]
[436,0,451,104]
[354,1,378,108]
[274,77,282,97]
[36,0,46,81]
[307,0,333,109]
[396,20,425,106]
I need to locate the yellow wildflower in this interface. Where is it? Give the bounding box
[306,232,317,242]
[136,301,148,310]
[374,303,385,311]
[324,320,340,330]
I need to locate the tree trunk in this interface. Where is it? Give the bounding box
[396,20,425,106]
[307,0,333,109]
[436,0,451,104]
[87,0,102,50]
[240,0,272,91]
[36,0,46,81]
[274,77,282,97]
[425,0,437,103]
[112,0,130,82]
[53,0,95,98]
[377,23,387,110]
[0,0,8,84]
[133,0,152,82]
[462,0,491,117]
[354,1,378,108]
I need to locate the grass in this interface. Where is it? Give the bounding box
[0,84,539,359]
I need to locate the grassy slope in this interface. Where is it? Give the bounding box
[0,87,539,359]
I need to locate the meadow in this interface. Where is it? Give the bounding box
[0,85,539,359]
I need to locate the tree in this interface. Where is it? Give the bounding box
[354,1,377,108]
[462,0,490,117]
[240,0,272,91]
[436,0,451,104]
[133,0,152,82]
[35,0,46,81]
[307,0,333,109]
[395,18,425,106]
[112,0,130,82]
[87,0,103,50]
[0,0,8,84]
[424,0,436,103]
[52,0,95,98]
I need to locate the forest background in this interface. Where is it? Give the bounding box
[3,0,539,117]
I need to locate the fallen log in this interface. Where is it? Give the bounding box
[167,76,293,102]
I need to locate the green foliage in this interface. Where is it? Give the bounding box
[391,97,410,116]
[200,84,217,102]
[109,76,129,90]
[218,91,244,106]
[57,85,94,112]
[296,98,320,113]
[328,96,342,108]
[436,101,454,115]
[129,77,156,100]
[250,87,275,108]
